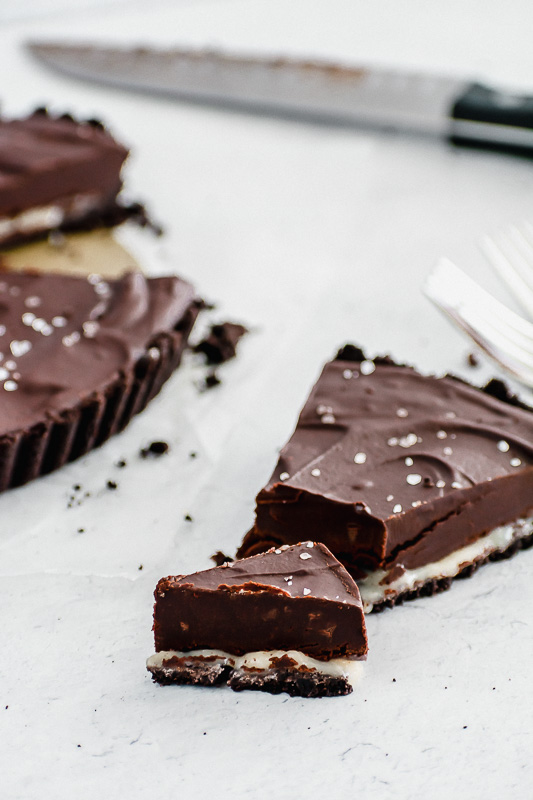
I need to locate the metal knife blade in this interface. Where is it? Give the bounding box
[27,42,533,155]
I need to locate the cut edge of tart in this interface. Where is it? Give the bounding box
[147,542,368,698]
[237,345,533,612]
[0,108,157,250]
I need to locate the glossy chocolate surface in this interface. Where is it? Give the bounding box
[0,110,127,218]
[238,346,533,577]
[153,542,368,660]
[0,270,196,433]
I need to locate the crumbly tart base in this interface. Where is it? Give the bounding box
[361,516,533,613]
[147,649,364,698]
[0,299,201,492]
[0,197,157,251]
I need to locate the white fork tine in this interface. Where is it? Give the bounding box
[424,258,533,386]
[481,223,533,320]
[523,220,533,245]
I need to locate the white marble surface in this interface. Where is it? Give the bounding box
[1,2,533,798]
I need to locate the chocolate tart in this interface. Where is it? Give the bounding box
[147,542,368,697]
[0,270,200,491]
[0,108,150,249]
[237,346,533,611]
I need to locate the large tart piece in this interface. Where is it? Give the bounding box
[0,108,147,248]
[237,345,533,611]
[147,542,368,697]
[0,270,200,491]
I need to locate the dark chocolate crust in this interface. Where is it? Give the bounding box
[237,345,533,587]
[0,199,160,251]
[153,543,368,661]
[147,659,352,697]
[227,669,351,697]
[0,109,154,247]
[148,659,232,687]
[0,270,200,491]
[194,322,248,365]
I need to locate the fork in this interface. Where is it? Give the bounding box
[481,222,533,321]
[424,256,533,386]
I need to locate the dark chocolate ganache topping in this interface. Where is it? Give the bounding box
[174,541,362,604]
[0,110,128,218]
[239,347,533,575]
[0,270,195,433]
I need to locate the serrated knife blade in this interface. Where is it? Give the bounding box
[27,42,533,156]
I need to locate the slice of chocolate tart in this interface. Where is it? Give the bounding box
[147,542,368,698]
[0,108,149,248]
[0,270,201,491]
[237,345,533,611]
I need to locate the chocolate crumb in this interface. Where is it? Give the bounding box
[194,321,248,365]
[211,550,234,566]
[184,514,193,522]
[107,480,118,490]
[189,452,197,459]
[204,372,221,390]
[85,117,105,130]
[138,565,143,571]
[73,484,81,491]
[467,352,480,368]
[140,441,169,458]
[116,459,127,468]
[77,528,85,534]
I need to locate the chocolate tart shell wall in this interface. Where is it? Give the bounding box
[0,303,199,493]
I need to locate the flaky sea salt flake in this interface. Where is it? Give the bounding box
[360,360,375,375]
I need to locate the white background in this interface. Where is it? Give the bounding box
[1,2,532,798]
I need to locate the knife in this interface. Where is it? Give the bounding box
[27,42,533,157]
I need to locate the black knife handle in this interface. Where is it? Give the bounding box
[450,82,533,157]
